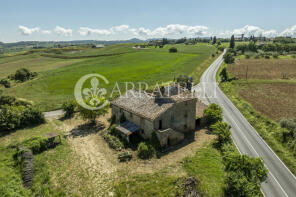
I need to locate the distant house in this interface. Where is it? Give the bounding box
[111,86,197,147]
[93,44,105,48]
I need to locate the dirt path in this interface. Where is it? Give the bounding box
[59,112,215,196]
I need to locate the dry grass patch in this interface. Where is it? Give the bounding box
[228,59,296,80]
[237,82,296,122]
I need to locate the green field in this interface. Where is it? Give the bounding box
[0,43,217,111]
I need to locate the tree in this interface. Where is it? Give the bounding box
[13,68,37,82]
[248,41,257,52]
[224,52,235,64]
[169,47,178,53]
[77,98,109,123]
[0,79,11,88]
[213,36,217,45]
[137,142,155,159]
[230,35,235,49]
[220,67,229,82]
[203,103,223,126]
[225,171,261,197]
[62,100,76,118]
[210,121,232,147]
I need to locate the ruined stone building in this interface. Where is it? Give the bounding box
[110,86,197,147]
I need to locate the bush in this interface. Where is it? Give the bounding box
[224,171,261,197]
[272,52,279,58]
[264,55,270,59]
[0,95,16,106]
[21,136,48,154]
[203,103,223,126]
[0,79,11,88]
[169,47,178,53]
[118,151,132,162]
[219,67,229,82]
[223,52,235,64]
[62,100,76,117]
[210,121,232,148]
[21,106,45,127]
[0,105,44,132]
[137,142,155,159]
[103,132,124,151]
[224,154,268,182]
[13,68,37,82]
[0,95,31,107]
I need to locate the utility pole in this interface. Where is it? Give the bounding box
[246,64,248,81]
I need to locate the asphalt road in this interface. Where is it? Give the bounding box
[193,51,296,197]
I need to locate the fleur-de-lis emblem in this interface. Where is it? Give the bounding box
[82,77,107,107]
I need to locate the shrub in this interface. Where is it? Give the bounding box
[103,132,124,151]
[224,171,261,197]
[245,54,250,59]
[219,67,229,82]
[0,105,44,132]
[212,53,215,57]
[62,100,76,117]
[118,151,132,162]
[218,46,225,52]
[0,95,16,106]
[272,52,279,58]
[210,121,232,147]
[264,55,270,59]
[0,79,11,88]
[223,52,235,64]
[21,136,48,154]
[169,47,178,53]
[21,106,45,127]
[77,98,108,123]
[137,142,155,159]
[14,68,32,82]
[203,103,223,126]
[0,95,31,107]
[224,154,268,182]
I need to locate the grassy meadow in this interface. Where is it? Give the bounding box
[0,43,217,111]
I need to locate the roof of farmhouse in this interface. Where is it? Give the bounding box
[111,89,195,120]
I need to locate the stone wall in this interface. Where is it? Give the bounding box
[154,99,197,133]
[156,128,184,147]
[111,105,154,139]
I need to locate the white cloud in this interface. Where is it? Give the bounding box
[55,26,72,36]
[262,30,278,37]
[137,24,208,37]
[78,27,112,36]
[18,25,40,35]
[225,25,277,38]
[111,25,129,32]
[233,25,264,37]
[41,30,51,34]
[280,25,296,37]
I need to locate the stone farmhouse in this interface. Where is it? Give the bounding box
[110,86,197,147]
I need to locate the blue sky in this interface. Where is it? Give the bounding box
[1,0,296,42]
